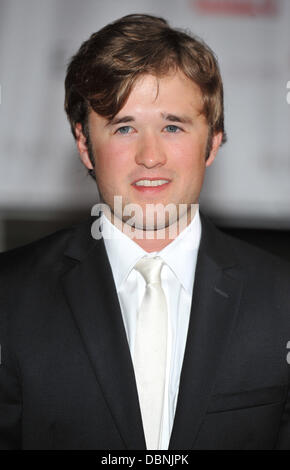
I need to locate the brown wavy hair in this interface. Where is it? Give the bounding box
[64,13,227,167]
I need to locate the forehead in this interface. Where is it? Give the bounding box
[87,70,205,128]
[122,71,204,114]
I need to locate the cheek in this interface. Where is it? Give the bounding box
[94,140,132,175]
[165,137,206,173]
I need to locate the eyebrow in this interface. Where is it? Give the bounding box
[161,113,193,125]
[106,113,193,127]
[106,115,135,127]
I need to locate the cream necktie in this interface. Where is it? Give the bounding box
[133,256,168,450]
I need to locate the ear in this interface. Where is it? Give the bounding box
[75,123,94,170]
[205,131,223,168]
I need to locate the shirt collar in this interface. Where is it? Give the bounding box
[101,207,201,294]
[157,208,201,293]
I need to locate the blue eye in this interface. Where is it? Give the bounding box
[165,125,181,133]
[116,126,132,135]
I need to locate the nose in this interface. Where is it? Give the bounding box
[135,133,167,168]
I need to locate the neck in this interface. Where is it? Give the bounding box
[104,205,198,253]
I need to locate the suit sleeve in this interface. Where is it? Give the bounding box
[275,402,290,448]
[274,365,290,449]
[0,307,22,449]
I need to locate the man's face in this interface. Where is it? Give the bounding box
[76,70,222,230]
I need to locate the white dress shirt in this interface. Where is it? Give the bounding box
[100,208,202,450]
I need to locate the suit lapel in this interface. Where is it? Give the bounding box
[169,214,244,450]
[61,218,146,450]
[61,213,243,451]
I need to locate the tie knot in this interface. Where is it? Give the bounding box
[134,256,164,286]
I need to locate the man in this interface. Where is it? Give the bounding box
[0,14,290,450]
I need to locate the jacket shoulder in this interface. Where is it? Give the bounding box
[200,212,290,282]
[220,227,290,273]
[0,220,87,277]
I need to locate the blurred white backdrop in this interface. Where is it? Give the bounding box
[0,0,289,227]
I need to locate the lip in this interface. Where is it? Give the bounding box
[132,177,171,193]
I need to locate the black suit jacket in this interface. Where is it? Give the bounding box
[0,212,290,450]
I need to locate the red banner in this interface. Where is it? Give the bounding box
[192,0,279,16]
